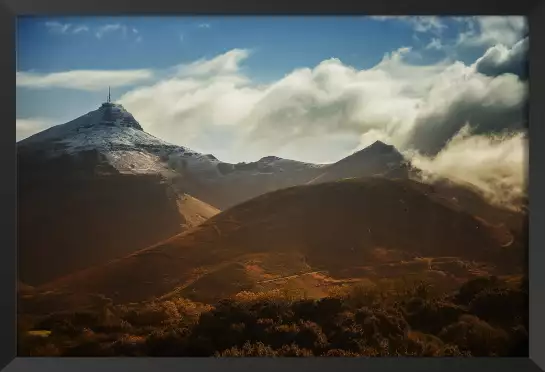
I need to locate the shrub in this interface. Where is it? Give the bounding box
[345,282,381,308]
[124,304,170,326]
[322,349,361,357]
[294,320,328,350]
[507,325,529,357]
[26,343,61,357]
[34,314,80,338]
[62,340,116,356]
[354,307,409,339]
[111,334,147,356]
[276,343,314,356]
[250,300,292,322]
[405,281,433,300]
[217,342,276,357]
[402,298,466,335]
[263,323,301,349]
[18,331,60,357]
[469,288,526,327]
[403,331,450,356]
[456,276,500,305]
[327,323,367,353]
[438,315,510,356]
[189,303,259,353]
[312,297,345,326]
[145,328,191,356]
[291,299,319,321]
[18,275,528,357]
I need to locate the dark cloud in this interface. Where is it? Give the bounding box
[474,38,528,79]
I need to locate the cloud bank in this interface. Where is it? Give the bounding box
[410,126,527,208]
[116,44,526,206]
[117,46,526,158]
[20,16,529,207]
[16,69,154,91]
[16,118,56,142]
[457,16,528,48]
[474,37,528,78]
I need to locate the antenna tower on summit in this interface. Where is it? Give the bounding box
[108,86,111,103]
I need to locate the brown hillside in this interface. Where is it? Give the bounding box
[18,150,220,286]
[43,177,525,304]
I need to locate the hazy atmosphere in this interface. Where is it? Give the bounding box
[17,16,529,358]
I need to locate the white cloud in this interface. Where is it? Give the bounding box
[16,69,154,91]
[116,47,526,168]
[451,17,468,23]
[16,118,56,141]
[407,64,527,155]
[179,34,184,42]
[18,43,526,204]
[198,23,211,29]
[45,21,72,34]
[72,25,89,34]
[176,49,250,77]
[95,24,127,39]
[457,16,528,48]
[44,21,92,35]
[410,16,447,34]
[425,38,443,50]
[371,16,447,34]
[410,125,527,208]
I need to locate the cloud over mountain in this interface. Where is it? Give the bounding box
[474,38,528,79]
[16,69,154,91]
[17,16,529,204]
[410,126,527,207]
[117,46,526,157]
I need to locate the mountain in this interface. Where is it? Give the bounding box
[18,102,415,286]
[42,177,525,305]
[308,141,409,184]
[17,102,221,286]
[17,103,409,209]
[19,100,525,290]
[167,141,410,210]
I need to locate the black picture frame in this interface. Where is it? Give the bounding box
[2,0,544,371]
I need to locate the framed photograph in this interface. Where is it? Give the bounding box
[2,0,544,371]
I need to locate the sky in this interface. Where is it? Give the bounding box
[16,16,529,206]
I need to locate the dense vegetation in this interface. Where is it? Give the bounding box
[18,276,528,357]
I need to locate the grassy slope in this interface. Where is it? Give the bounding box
[18,149,219,286]
[42,177,525,304]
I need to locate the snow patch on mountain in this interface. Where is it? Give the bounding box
[16,103,386,181]
[18,103,208,176]
[105,150,170,175]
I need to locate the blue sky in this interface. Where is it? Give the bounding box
[16,16,528,166]
[17,16,472,75]
[16,16,484,123]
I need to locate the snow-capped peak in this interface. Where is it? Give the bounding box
[17,102,191,154]
[17,102,205,176]
[19,103,146,146]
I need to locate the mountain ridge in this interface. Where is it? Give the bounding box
[42,177,524,305]
[17,103,524,287]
